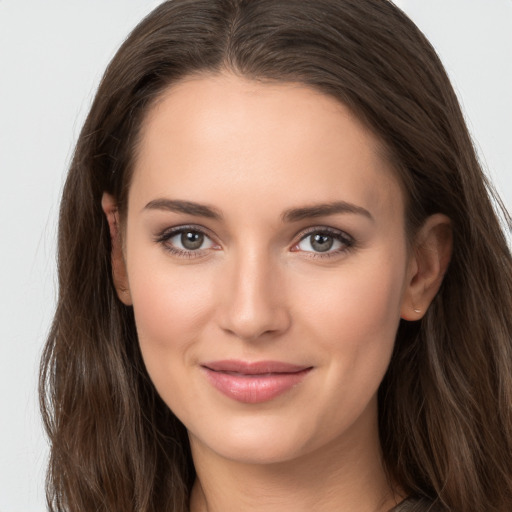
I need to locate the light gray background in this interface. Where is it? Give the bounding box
[0,1,510,511]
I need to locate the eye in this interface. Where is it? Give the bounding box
[172,230,211,251]
[155,226,219,256]
[293,228,354,256]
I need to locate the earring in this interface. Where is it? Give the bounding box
[413,307,421,314]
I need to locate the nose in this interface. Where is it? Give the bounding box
[217,248,291,342]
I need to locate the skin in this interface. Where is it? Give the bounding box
[102,73,452,512]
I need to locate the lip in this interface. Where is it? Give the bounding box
[201,360,312,404]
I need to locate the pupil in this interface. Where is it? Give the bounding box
[181,231,204,250]
[311,233,333,252]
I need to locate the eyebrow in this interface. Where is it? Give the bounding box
[143,198,373,223]
[143,198,222,220]
[281,201,374,223]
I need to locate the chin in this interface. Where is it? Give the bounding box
[196,437,307,466]
[187,412,325,466]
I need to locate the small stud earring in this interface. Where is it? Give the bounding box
[413,308,421,314]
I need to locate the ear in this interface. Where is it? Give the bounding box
[101,193,132,305]
[400,214,452,321]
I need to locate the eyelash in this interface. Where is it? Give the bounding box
[292,226,355,259]
[154,225,218,259]
[154,225,355,260]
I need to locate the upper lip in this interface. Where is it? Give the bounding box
[202,360,311,375]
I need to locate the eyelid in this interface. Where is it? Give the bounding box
[295,225,354,243]
[291,225,355,257]
[153,223,355,259]
[155,223,214,240]
[154,224,220,257]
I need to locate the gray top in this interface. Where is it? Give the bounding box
[390,497,442,512]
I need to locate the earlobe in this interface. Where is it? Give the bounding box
[400,214,452,320]
[101,193,132,306]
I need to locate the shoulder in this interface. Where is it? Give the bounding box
[390,497,446,512]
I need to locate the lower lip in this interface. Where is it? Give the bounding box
[202,367,312,404]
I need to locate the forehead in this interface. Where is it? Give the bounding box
[130,73,403,222]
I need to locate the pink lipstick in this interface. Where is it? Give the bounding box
[201,360,312,403]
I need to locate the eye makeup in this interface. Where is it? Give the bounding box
[154,223,356,261]
[291,226,356,260]
[154,224,220,259]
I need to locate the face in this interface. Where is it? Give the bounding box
[117,73,414,464]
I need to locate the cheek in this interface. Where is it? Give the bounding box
[126,254,216,369]
[300,259,404,334]
[345,263,404,337]
[283,252,407,442]
[292,247,407,385]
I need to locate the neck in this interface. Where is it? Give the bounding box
[188,404,401,512]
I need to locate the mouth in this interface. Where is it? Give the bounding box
[201,360,313,403]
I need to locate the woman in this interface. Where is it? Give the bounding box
[39,1,512,511]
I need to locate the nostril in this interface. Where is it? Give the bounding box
[218,303,291,342]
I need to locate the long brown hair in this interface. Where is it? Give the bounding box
[40,1,512,511]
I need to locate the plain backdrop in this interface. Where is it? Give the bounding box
[0,1,510,511]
